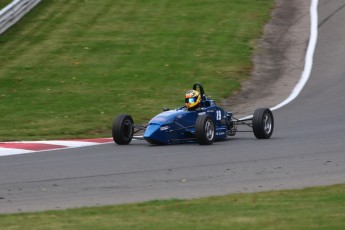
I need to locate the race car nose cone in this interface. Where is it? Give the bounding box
[144,124,169,145]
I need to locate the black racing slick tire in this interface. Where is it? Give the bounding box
[112,114,134,145]
[252,108,274,139]
[195,115,215,145]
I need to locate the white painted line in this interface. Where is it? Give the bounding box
[26,140,102,147]
[270,0,319,111]
[0,148,34,157]
[239,0,319,121]
[0,140,114,157]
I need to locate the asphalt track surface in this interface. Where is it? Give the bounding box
[1,0,345,213]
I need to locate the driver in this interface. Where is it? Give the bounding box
[185,90,202,110]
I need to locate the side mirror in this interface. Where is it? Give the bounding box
[163,107,170,111]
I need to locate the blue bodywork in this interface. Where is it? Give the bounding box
[143,99,232,144]
[113,83,274,145]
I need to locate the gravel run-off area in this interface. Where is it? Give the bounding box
[222,0,311,117]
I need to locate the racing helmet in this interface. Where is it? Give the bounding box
[185,90,201,109]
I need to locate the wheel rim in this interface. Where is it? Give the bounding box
[205,120,214,140]
[123,120,133,139]
[263,113,272,134]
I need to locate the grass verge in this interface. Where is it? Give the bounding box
[0,0,274,141]
[2,3,341,229]
[0,0,12,9]
[0,184,344,229]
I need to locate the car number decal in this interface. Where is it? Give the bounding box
[216,110,222,121]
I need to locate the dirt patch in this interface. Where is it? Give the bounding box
[221,0,311,117]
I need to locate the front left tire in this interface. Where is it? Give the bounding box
[252,108,274,139]
[112,114,134,145]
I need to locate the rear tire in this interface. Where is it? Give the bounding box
[252,108,274,139]
[112,114,134,145]
[195,115,215,145]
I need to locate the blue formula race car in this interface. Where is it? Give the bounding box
[112,83,274,145]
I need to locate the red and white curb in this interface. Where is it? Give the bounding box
[0,138,113,157]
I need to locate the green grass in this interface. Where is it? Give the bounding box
[0,0,12,9]
[0,0,274,141]
[2,3,342,229]
[1,184,344,229]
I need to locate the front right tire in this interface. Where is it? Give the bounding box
[195,115,215,145]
